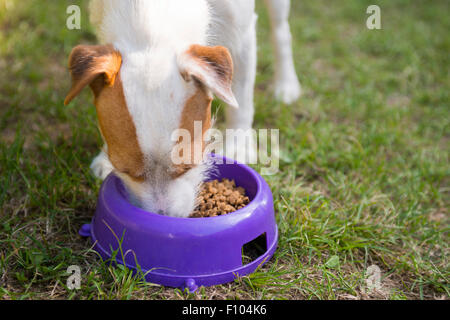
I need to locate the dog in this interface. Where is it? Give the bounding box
[64,0,301,217]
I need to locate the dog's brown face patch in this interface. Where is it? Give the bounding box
[94,74,145,180]
[173,87,213,178]
[172,44,235,178]
[65,44,144,181]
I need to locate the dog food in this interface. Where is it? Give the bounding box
[190,178,250,218]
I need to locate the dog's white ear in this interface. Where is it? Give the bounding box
[178,45,238,109]
[64,44,122,105]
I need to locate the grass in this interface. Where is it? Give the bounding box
[0,0,448,300]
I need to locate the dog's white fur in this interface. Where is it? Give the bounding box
[87,0,300,217]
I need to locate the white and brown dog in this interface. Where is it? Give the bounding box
[65,0,300,217]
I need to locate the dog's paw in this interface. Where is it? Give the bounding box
[274,77,302,104]
[90,152,114,180]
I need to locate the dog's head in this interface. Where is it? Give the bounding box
[65,44,237,217]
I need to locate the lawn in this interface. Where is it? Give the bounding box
[0,0,448,300]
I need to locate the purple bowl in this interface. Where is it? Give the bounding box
[79,154,278,292]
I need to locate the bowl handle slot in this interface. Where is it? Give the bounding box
[241,232,268,266]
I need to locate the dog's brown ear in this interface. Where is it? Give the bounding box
[64,44,122,105]
[178,44,238,109]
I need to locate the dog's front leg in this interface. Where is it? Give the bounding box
[90,146,114,180]
[224,14,258,164]
[264,0,301,104]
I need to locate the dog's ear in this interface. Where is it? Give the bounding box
[178,45,238,109]
[64,44,122,105]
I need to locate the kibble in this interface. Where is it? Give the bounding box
[190,178,250,218]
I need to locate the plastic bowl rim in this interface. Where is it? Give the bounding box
[108,154,266,221]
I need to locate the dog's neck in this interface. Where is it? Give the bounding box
[94,0,211,53]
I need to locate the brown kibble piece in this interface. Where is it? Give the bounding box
[236,187,245,195]
[190,178,250,218]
